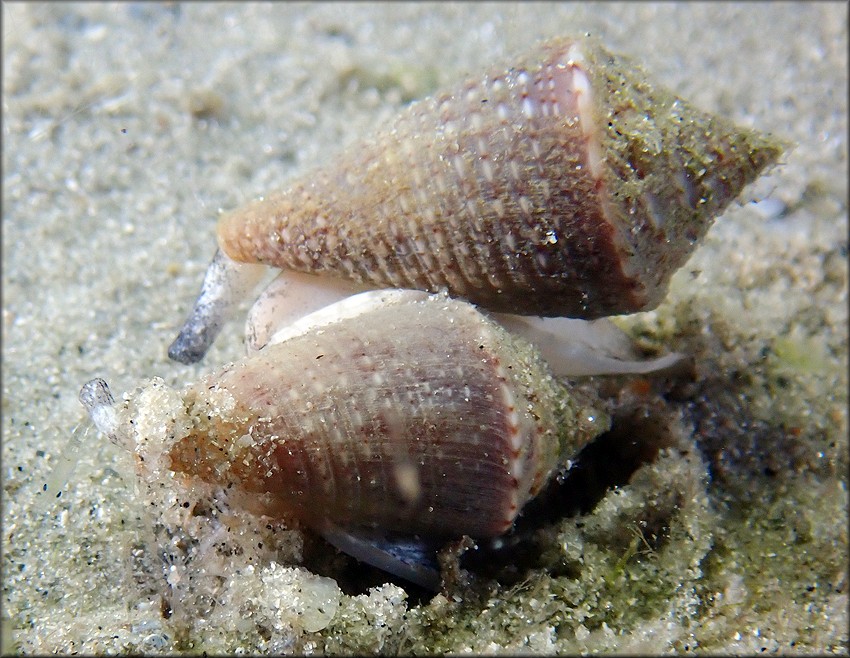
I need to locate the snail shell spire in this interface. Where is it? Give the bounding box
[216,36,784,319]
[164,294,601,538]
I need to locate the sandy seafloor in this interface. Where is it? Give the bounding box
[2,2,847,654]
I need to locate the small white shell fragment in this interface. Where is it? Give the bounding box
[260,563,341,633]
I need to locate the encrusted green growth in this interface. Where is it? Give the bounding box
[400,436,715,653]
[697,478,847,646]
[581,36,788,309]
[487,317,612,467]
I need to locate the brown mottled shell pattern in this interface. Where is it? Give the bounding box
[216,36,783,319]
[166,296,600,538]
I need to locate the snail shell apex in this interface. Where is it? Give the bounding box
[165,294,608,538]
[216,36,784,319]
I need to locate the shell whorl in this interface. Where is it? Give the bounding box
[165,294,601,538]
[217,36,784,318]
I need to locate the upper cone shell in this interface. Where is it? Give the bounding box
[217,36,785,318]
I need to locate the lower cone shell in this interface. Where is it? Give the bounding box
[166,295,601,538]
[217,36,784,318]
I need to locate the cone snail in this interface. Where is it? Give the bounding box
[81,35,784,587]
[82,290,686,588]
[166,35,784,365]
